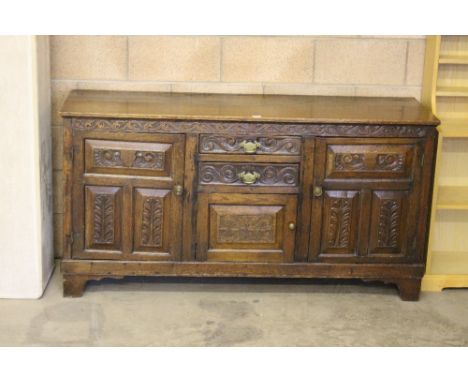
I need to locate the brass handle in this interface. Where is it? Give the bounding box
[174,184,183,196]
[238,171,261,185]
[288,222,296,231]
[239,140,261,154]
[313,186,323,197]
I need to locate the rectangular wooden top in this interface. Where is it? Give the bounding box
[61,90,439,126]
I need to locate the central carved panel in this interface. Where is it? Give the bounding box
[217,214,276,243]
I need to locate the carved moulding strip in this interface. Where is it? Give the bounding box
[199,163,299,186]
[72,118,429,137]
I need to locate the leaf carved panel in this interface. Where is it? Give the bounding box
[141,197,163,247]
[320,190,359,255]
[84,186,122,251]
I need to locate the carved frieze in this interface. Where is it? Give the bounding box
[199,163,299,186]
[72,118,429,137]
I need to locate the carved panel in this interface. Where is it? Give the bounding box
[377,199,401,248]
[326,198,353,248]
[199,163,299,186]
[93,194,115,244]
[320,190,359,255]
[84,186,122,251]
[133,151,165,169]
[141,197,163,247]
[334,154,366,171]
[217,214,276,244]
[369,191,408,256]
[72,118,429,137]
[326,144,414,179]
[376,154,405,172]
[133,188,173,254]
[85,139,172,177]
[93,149,124,167]
[199,135,301,155]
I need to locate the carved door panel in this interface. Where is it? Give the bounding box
[72,132,185,261]
[196,193,297,262]
[309,137,422,262]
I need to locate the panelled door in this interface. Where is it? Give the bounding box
[309,137,424,263]
[71,131,185,261]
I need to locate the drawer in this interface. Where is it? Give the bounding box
[324,143,417,179]
[199,135,302,155]
[84,138,178,178]
[199,162,300,187]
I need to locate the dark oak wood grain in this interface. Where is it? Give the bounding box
[61,90,439,301]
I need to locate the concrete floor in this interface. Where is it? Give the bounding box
[1,268,468,346]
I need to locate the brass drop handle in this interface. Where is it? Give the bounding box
[313,186,323,197]
[174,184,183,196]
[238,171,261,185]
[239,140,261,154]
[288,222,296,231]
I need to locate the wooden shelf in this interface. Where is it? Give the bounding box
[439,119,468,137]
[437,186,468,210]
[430,251,468,274]
[436,86,468,97]
[439,55,468,65]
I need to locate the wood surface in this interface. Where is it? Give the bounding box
[60,89,439,126]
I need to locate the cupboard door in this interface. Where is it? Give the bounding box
[72,132,185,261]
[196,193,297,263]
[309,138,422,263]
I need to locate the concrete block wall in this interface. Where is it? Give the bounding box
[50,35,427,257]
